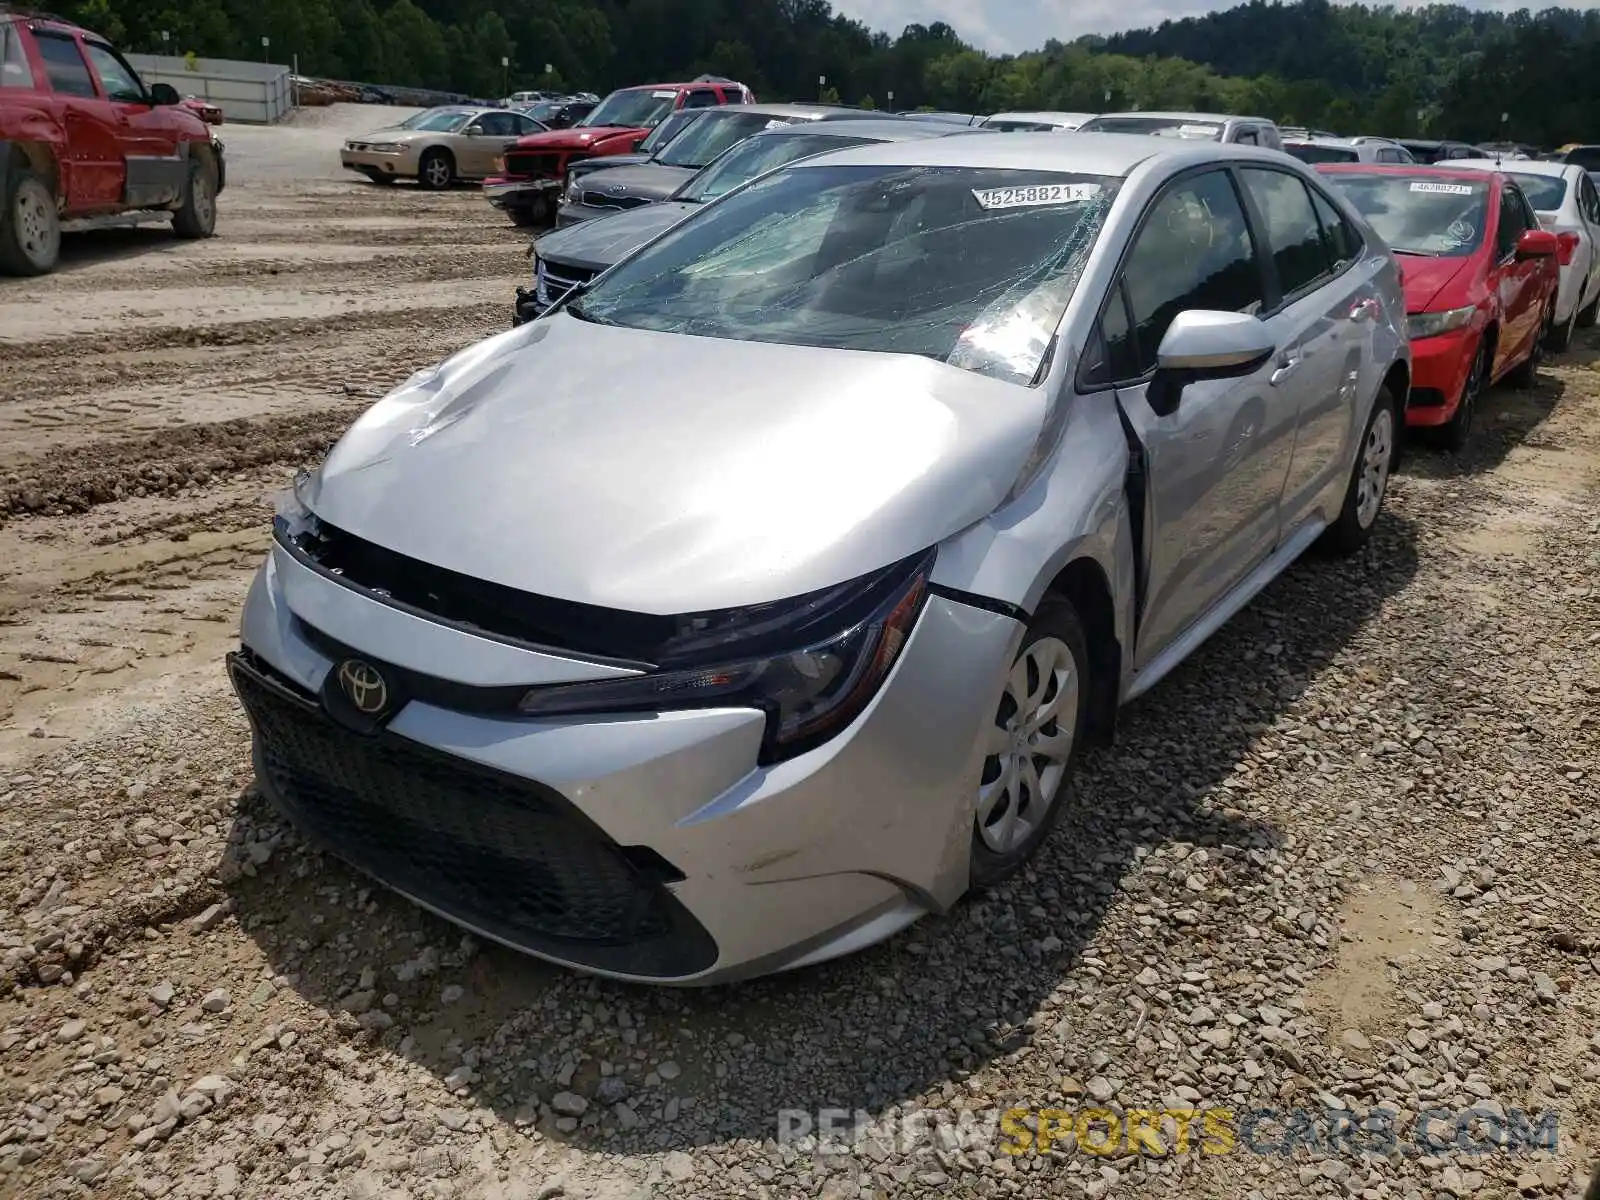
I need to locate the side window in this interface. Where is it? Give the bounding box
[1122,170,1266,376]
[33,32,96,98]
[1308,186,1362,270]
[80,41,144,103]
[513,114,541,134]
[1234,128,1258,145]
[1496,186,1529,258]
[1581,175,1600,226]
[683,88,720,109]
[1239,167,1331,300]
[1080,281,1138,389]
[0,23,34,88]
[474,112,516,136]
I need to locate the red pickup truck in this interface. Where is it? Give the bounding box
[483,75,753,226]
[0,10,224,275]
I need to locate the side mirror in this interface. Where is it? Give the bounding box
[149,82,180,106]
[464,125,482,136]
[1515,229,1559,260]
[1148,310,1276,415]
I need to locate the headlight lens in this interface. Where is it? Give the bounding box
[517,550,934,763]
[533,257,549,304]
[1406,305,1475,340]
[366,142,403,154]
[564,174,583,204]
[272,467,322,541]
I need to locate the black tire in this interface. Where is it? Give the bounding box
[0,165,61,276]
[508,205,542,227]
[1547,301,1577,353]
[361,169,396,186]
[417,149,454,191]
[1322,385,1398,555]
[1578,290,1600,330]
[1440,339,1487,454]
[171,153,217,239]
[1506,303,1550,389]
[969,597,1089,889]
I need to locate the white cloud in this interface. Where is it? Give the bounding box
[834,0,1600,54]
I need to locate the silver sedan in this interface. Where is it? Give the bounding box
[230,133,1409,984]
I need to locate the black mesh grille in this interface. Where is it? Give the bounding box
[504,151,563,178]
[228,653,717,978]
[579,190,653,211]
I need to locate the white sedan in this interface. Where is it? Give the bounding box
[1454,158,1600,349]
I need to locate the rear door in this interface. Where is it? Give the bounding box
[79,38,184,209]
[1236,165,1367,533]
[1096,167,1290,667]
[29,27,121,212]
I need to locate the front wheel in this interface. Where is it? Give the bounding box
[417,149,453,191]
[1507,302,1551,389]
[171,155,217,239]
[1440,340,1487,454]
[969,598,1089,889]
[1321,385,1397,555]
[0,167,61,276]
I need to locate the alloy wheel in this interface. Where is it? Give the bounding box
[13,179,57,270]
[424,158,451,188]
[1355,405,1393,530]
[976,636,1079,856]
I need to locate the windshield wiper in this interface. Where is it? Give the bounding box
[1393,248,1443,257]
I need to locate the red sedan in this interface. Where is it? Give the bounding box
[1319,164,1561,449]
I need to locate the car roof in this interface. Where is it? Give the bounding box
[1451,157,1576,179]
[752,117,963,142]
[1089,111,1265,123]
[699,103,853,120]
[984,111,1095,124]
[791,130,1288,176]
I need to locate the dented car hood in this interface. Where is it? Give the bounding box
[303,316,1049,615]
[536,202,697,273]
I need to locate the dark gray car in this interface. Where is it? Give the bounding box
[517,119,962,325]
[552,103,864,227]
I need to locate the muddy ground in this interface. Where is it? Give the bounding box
[0,106,1598,1200]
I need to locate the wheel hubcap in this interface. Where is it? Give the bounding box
[1356,406,1393,530]
[976,636,1078,856]
[14,184,55,265]
[427,160,448,185]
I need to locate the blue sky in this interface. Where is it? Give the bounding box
[834,0,1578,53]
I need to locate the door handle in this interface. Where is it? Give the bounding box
[1270,355,1301,386]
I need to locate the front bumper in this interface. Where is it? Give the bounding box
[1404,325,1478,427]
[341,148,418,178]
[484,178,561,210]
[232,544,1020,984]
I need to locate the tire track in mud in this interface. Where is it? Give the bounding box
[0,407,365,521]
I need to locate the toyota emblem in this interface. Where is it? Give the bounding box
[337,659,390,716]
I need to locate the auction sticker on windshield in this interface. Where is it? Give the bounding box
[652,90,676,98]
[973,183,1103,210]
[1410,181,1475,195]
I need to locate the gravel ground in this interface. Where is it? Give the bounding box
[1,108,1599,1200]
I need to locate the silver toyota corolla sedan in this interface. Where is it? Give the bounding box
[230,133,1409,985]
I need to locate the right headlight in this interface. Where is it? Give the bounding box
[533,256,549,304]
[1406,305,1475,340]
[363,142,404,154]
[564,173,583,205]
[516,550,934,763]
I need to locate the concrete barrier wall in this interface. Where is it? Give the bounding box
[124,54,293,124]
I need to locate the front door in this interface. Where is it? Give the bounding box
[1106,167,1295,669]
[79,38,184,208]
[460,111,522,176]
[1491,182,1542,374]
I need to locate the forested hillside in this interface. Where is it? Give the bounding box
[54,0,1600,144]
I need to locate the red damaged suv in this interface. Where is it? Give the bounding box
[483,75,753,226]
[1320,164,1560,450]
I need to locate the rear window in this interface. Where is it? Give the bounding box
[1507,172,1569,212]
[1284,143,1358,164]
[1323,171,1489,257]
[0,22,33,88]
